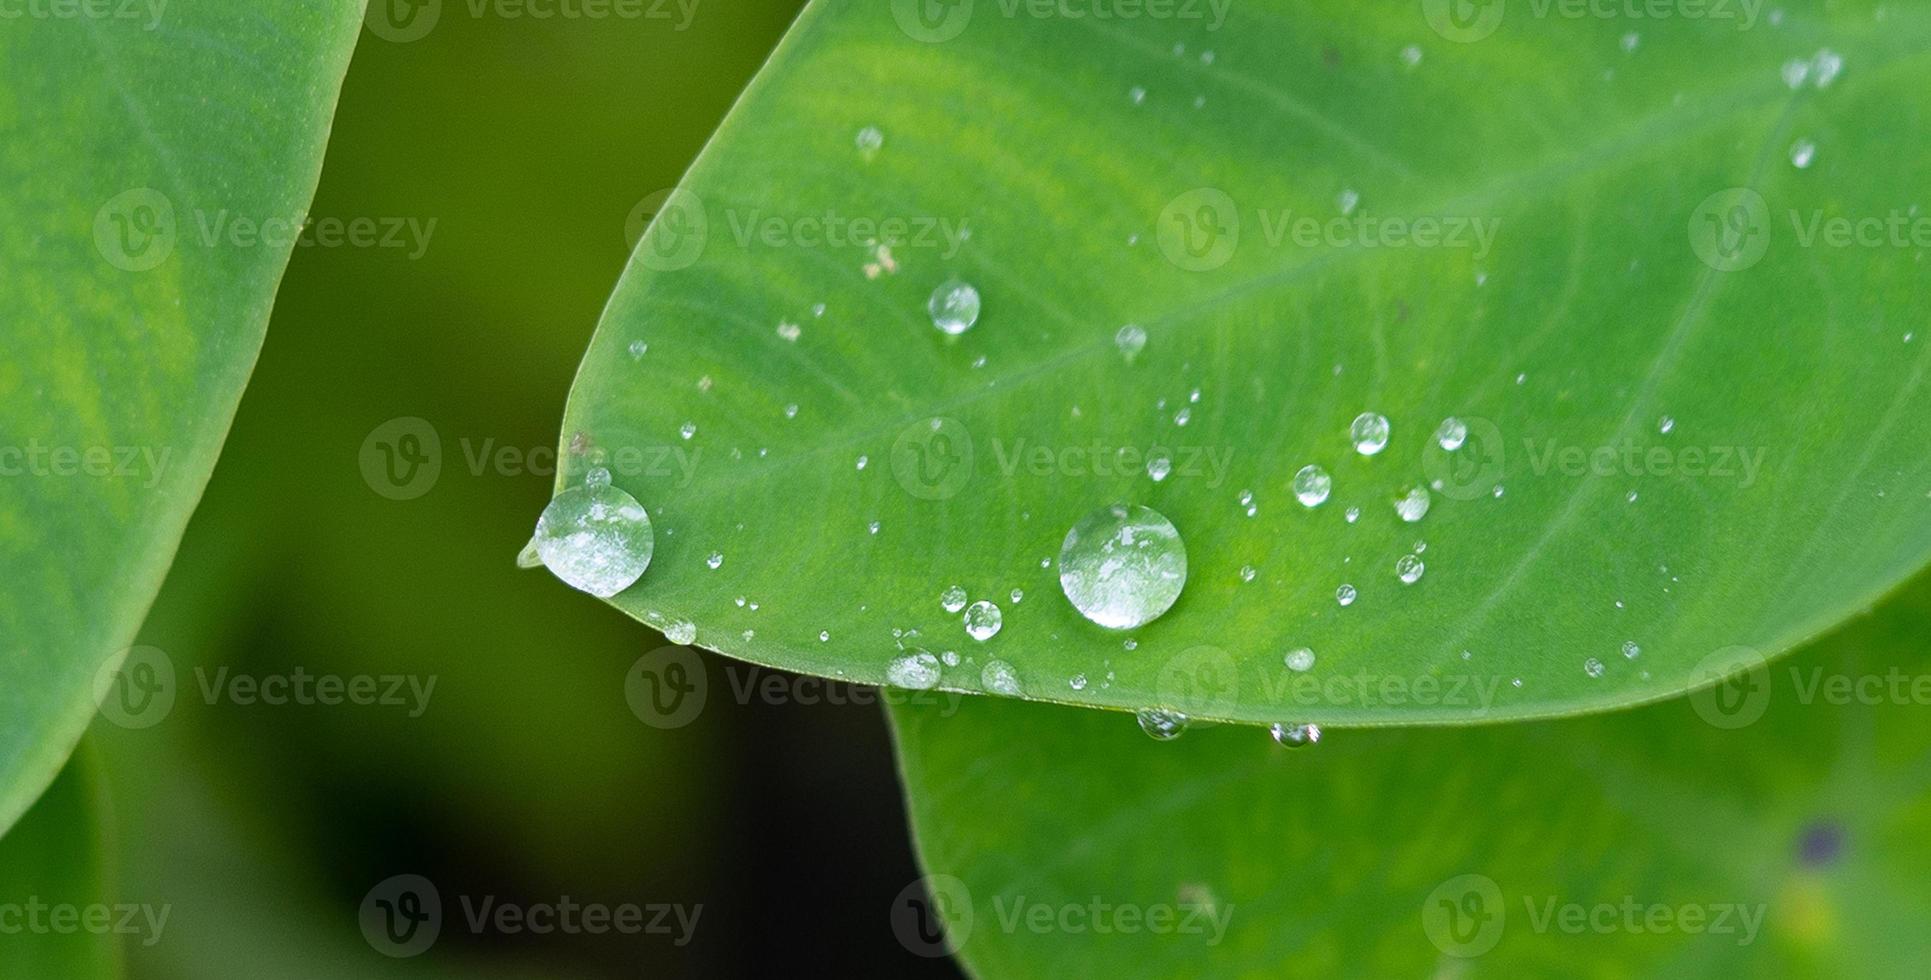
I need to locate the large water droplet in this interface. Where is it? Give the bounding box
[928,279,981,335]
[1293,465,1332,507]
[1395,486,1432,523]
[981,659,1021,696]
[1270,722,1322,747]
[1350,412,1391,455]
[887,650,941,689]
[940,585,968,614]
[530,475,654,597]
[1058,504,1189,630]
[1136,708,1189,741]
[964,600,1003,641]
[1395,553,1425,584]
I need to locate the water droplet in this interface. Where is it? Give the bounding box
[1491,485,1506,499]
[1239,564,1257,583]
[1285,648,1316,672]
[1058,504,1189,630]
[1293,465,1332,507]
[867,520,881,535]
[1336,188,1360,215]
[1270,722,1322,747]
[678,421,697,441]
[1010,588,1025,604]
[1620,31,1639,52]
[648,616,691,645]
[1350,412,1391,455]
[1622,640,1641,660]
[530,480,654,597]
[584,466,611,488]
[1781,57,1810,89]
[981,659,1021,696]
[1583,657,1606,679]
[1344,506,1361,524]
[705,551,724,570]
[1435,417,1468,451]
[940,650,961,667]
[1069,673,1089,691]
[855,125,884,158]
[1335,584,1357,606]
[940,585,968,614]
[887,650,941,690]
[1115,324,1147,361]
[1136,708,1189,741]
[776,320,801,342]
[1395,486,1432,523]
[1395,553,1425,584]
[1812,48,1844,87]
[1399,44,1422,68]
[818,630,830,642]
[1127,85,1147,105]
[1146,453,1173,482]
[1658,415,1675,434]
[1173,406,1192,427]
[927,279,981,335]
[964,600,1003,641]
[856,454,869,471]
[515,537,543,568]
[627,339,648,360]
[1789,138,1817,169]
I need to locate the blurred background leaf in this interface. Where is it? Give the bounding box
[0,749,118,978]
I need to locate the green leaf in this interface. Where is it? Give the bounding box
[888,574,1931,977]
[558,0,1931,724]
[0,748,118,978]
[0,3,364,831]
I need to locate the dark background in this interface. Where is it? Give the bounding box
[91,3,965,975]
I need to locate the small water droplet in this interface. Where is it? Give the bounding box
[1399,44,1422,68]
[1115,324,1147,361]
[818,630,830,642]
[940,650,960,667]
[1146,453,1173,482]
[1137,708,1189,741]
[1293,465,1332,507]
[1344,506,1361,524]
[1239,564,1257,583]
[776,320,801,342]
[1350,412,1391,455]
[1069,673,1089,691]
[1435,417,1468,451]
[1285,648,1316,672]
[530,480,654,597]
[705,551,724,570]
[887,650,941,690]
[679,421,697,440]
[981,659,1021,696]
[627,339,648,360]
[1173,406,1192,427]
[1789,138,1817,169]
[964,600,1004,641]
[856,454,869,471]
[1812,48,1844,87]
[664,618,696,645]
[1620,31,1639,52]
[1781,57,1810,89]
[1622,640,1641,660]
[1336,584,1357,606]
[928,279,981,335]
[941,585,968,614]
[1010,588,1024,604]
[1336,188,1360,215]
[1127,85,1147,105]
[1395,486,1432,523]
[1395,553,1425,584]
[1058,504,1189,630]
[855,125,884,158]
[1583,657,1606,678]
[1270,722,1322,747]
[1658,415,1675,434]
